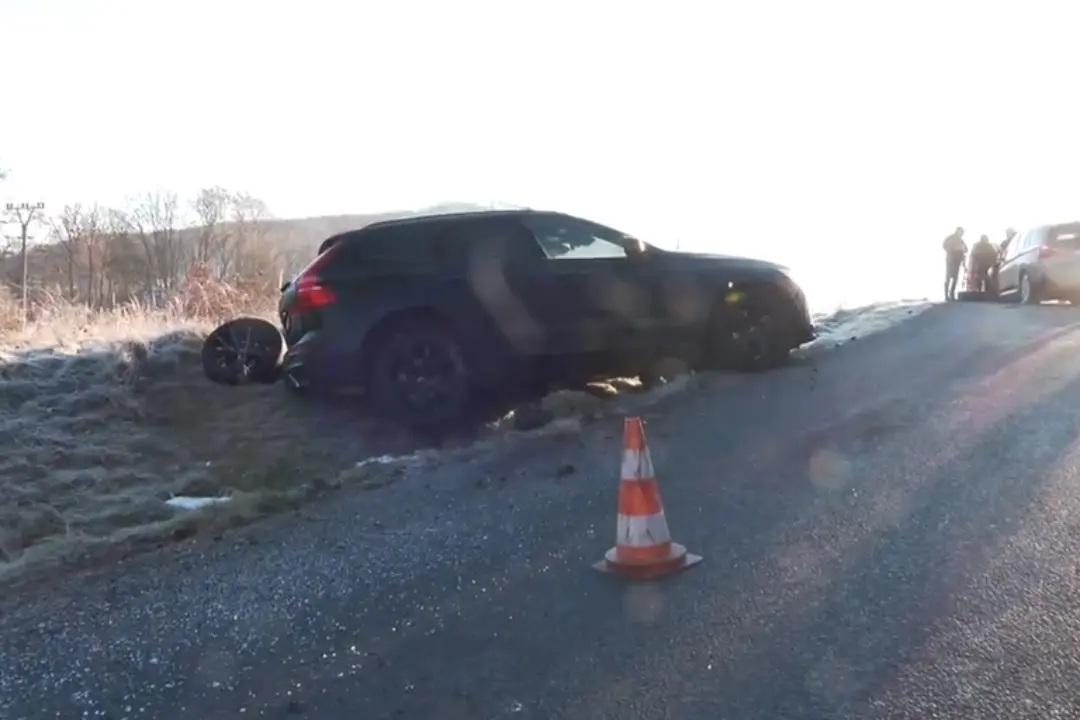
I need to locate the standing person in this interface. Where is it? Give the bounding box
[942,226,968,301]
[971,234,997,293]
[1000,227,1016,261]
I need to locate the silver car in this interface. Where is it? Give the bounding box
[996,222,1080,304]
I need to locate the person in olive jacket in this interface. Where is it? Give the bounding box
[942,226,968,301]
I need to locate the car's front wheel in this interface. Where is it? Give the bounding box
[367,319,473,428]
[1020,272,1040,305]
[704,302,790,372]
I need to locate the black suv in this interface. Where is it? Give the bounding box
[279,209,814,426]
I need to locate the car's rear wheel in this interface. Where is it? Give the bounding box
[367,319,472,427]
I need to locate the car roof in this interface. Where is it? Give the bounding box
[1025,220,1080,230]
[316,208,571,255]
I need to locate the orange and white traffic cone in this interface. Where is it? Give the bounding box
[593,417,702,580]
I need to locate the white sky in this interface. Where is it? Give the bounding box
[1,0,1078,306]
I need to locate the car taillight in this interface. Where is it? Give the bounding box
[1038,245,1059,259]
[294,282,336,311]
[291,244,340,313]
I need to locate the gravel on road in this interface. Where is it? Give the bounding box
[5,302,1080,719]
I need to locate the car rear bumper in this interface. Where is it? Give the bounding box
[282,330,363,393]
[1039,267,1080,299]
[281,330,320,391]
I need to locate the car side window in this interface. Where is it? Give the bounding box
[440,217,547,269]
[1026,227,1048,251]
[520,215,628,260]
[1005,232,1027,260]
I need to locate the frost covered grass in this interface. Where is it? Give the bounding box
[0,282,394,586]
[0,297,617,586]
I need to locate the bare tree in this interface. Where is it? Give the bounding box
[102,207,140,305]
[5,202,45,324]
[0,167,11,261]
[228,192,278,285]
[0,181,288,314]
[49,205,110,305]
[191,186,233,272]
[51,204,85,300]
[129,191,184,295]
[83,206,110,306]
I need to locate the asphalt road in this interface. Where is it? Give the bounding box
[6,301,1080,719]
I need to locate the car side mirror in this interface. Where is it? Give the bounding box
[626,238,647,258]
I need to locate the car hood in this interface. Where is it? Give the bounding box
[648,248,787,275]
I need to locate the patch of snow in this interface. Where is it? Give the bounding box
[806,299,933,351]
[355,453,420,468]
[165,496,232,511]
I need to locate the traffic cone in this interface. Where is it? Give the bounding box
[593,417,702,580]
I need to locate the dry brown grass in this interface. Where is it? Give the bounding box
[0,270,709,587]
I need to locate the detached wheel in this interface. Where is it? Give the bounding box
[202,317,284,385]
[367,319,472,428]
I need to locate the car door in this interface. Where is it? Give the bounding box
[448,215,579,356]
[517,213,661,354]
[1014,228,1051,294]
[996,229,1030,295]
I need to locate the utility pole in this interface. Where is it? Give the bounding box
[5,201,45,325]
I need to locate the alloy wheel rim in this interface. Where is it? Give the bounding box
[390,339,466,414]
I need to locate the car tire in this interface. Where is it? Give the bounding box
[201,317,284,385]
[367,318,473,428]
[1020,272,1040,305]
[704,302,789,373]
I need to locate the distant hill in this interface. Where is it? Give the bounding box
[1,201,518,295]
[258,201,511,260]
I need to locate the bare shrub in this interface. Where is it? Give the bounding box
[0,286,22,334]
[165,262,273,321]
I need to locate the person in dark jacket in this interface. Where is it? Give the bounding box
[942,226,968,301]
